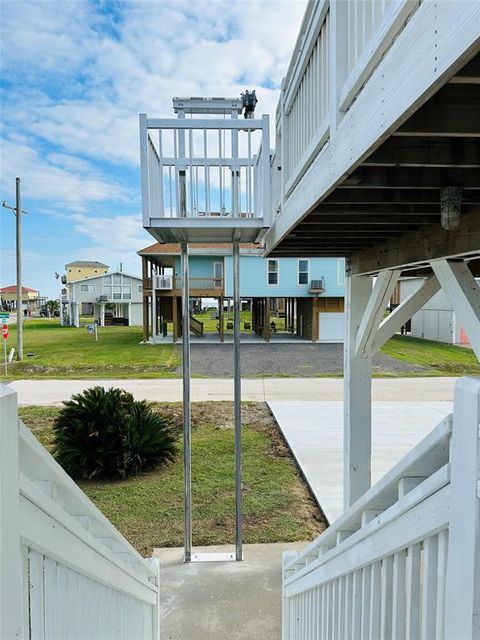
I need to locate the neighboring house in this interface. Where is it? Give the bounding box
[65,261,109,283]
[0,285,40,312]
[400,277,477,346]
[138,243,345,342]
[68,270,143,327]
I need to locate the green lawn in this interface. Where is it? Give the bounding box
[190,309,287,334]
[381,335,480,376]
[5,320,180,379]
[19,402,325,555]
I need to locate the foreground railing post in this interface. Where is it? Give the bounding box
[0,386,23,639]
[444,376,480,639]
[282,551,297,640]
[181,242,192,562]
[233,241,243,560]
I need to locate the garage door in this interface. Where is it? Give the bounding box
[319,312,345,343]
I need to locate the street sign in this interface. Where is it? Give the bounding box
[0,313,9,320]
[2,324,7,379]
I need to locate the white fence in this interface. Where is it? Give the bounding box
[282,377,480,639]
[0,385,160,640]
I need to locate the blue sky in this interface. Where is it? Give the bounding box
[0,0,306,298]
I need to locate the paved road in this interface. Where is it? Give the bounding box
[6,377,457,405]
[183,343,426,377]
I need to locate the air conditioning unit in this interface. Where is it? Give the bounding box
[155,275,173,290]
[309,278,325,293]
[98,295,108,302]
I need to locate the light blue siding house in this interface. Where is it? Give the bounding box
[139,243,345,342]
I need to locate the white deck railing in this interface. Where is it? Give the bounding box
[282,377,480,640]
[140,114,270,225]
[276,0,419,202]
[1,386,160,640]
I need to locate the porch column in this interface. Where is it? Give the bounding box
[219,296,224,343]
[172,295,178,342]
[265,297,271,342]
[127,302,131,326]
[343,273,372,508]
[100,303,105,327]
[151,267,157,339]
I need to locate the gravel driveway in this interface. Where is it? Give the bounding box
[178,343,427,377]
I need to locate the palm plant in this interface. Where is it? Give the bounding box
[53,386,177,479]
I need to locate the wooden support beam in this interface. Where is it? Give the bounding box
[219,296,224,343]
[395,84,480,137]
[172,295,178,342]
[344,274,373,508]
[347,166,480,189]
[372,276,441,352]
[364,136,480,168]
[350,210,480,275]
[431,259,480,360]
[327,187,480,205]
[355,270,401,358]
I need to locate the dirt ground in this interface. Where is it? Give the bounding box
[181,343,427,377]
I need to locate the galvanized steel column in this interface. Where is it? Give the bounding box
[233,241,243,560]
[181,242,192,561]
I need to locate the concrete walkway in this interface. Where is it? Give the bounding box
[6,376,457,405]
[268,400,452,523]
[154,543,304,640]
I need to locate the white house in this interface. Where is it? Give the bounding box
[400,277,478,346]
[69,270,143,327]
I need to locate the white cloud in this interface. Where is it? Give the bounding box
[0,135,130,209]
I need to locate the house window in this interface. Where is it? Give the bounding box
[298,259,309,285]
[80,284,94,292]
[213,262,223,287]
[337,259,346,286]
[267,259,279,285]
[138,285,143,292]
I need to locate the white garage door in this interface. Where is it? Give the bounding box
[319,312,345,343]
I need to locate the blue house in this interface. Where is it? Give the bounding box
[138,243,345,342]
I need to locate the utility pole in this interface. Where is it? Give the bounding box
[2,177,25,360]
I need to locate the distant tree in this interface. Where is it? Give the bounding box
[46,299,59,313]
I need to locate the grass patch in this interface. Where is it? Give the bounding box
[5,320,180,379]
[19,402,325,554]
[381,335,480,376]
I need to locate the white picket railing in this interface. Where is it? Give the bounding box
[0,385,160,640]
[282,4,330,194]
[140,115,270,224]
[282,376,480,640]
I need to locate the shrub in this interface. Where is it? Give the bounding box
[53,386,177,479]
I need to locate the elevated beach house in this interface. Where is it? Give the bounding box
[138,242,345,342]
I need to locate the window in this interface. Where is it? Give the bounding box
[213,262,223,287]
[337,259,346,286]
[138,285,143,292]
[298,259,309,285]
[80,284,94,292]
[267,259,279,285]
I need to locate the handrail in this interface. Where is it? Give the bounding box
[283,378,480,639]
[1,385,160,639]
[284,414,452,576]
[190,316,204,336]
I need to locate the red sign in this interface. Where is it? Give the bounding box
[2,324,8,340]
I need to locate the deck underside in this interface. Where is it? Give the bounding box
[269,50,480,273]
[146,218,264,244]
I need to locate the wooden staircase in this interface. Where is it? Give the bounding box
[190,316,204,337]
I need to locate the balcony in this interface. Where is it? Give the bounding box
[139,97,271,244]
